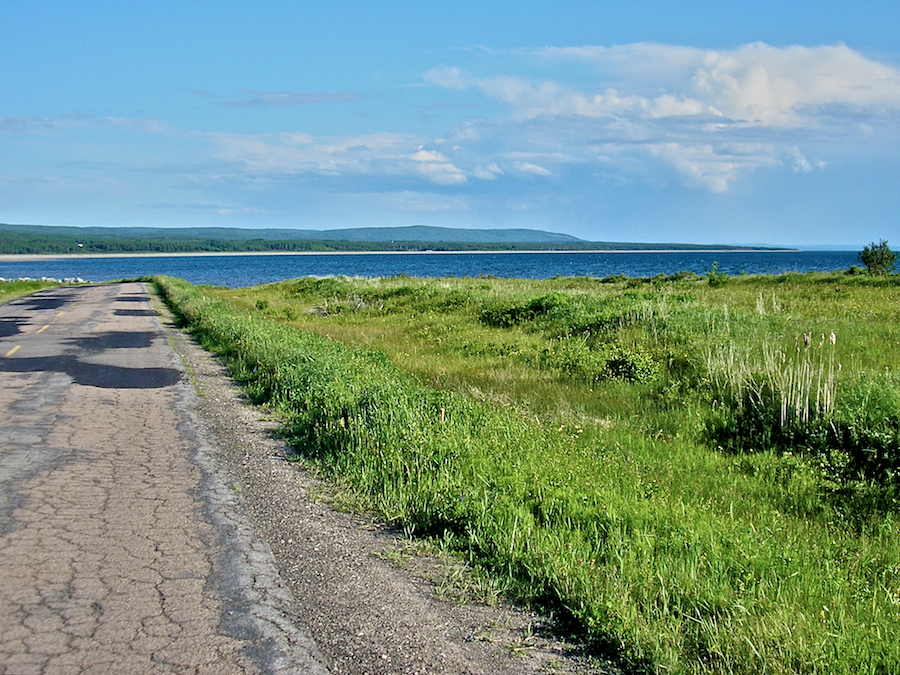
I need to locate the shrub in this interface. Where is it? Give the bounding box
[859,240,897,276]
[479,292,574,328]
[604,344,658,383]
[538,339,658,384]
[706,261,729,287]
[828,378,900,482]
[478,297,531,327]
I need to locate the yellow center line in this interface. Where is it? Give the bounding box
[56,311,65,317]
[36,325,50,334]
[4,345,21,357]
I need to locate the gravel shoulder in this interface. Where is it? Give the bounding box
[156,292,609,675]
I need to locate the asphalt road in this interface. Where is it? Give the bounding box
[0,283,329,674]
[0,282,602,675]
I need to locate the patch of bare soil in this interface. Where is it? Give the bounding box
[159,299,614,675]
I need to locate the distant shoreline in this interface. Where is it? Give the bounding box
[0,248,801,262]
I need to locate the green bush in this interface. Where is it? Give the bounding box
[479,292,574,328]
[603,344,658,383]
[828,378,900,482]
[478,297,532,327]
[706,261,730,287]
[859,240,898,276]
[537,339,657,384]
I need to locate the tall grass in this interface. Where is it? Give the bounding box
[157,274,900,675]
[704,331,838,443]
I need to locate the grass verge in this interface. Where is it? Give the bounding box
[0,279,60,304]
[157,273,900,675]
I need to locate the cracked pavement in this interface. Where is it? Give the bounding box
[0,281,603,675]
[0,283,328,674]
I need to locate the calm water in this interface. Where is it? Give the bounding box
[1,250,858,288]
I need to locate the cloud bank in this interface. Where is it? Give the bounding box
[4,41,899,233]
[181,42,900,196]
[421,42,900,191]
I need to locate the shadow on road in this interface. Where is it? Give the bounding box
[0,355,181,388]
[0,318,27,338]
[71,331,156,351]
[115,309,159,317]
[11,294,72,312]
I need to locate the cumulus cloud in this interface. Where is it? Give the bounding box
[10,40,895,223]
[537,42,900,122]
[433,43,900,127]
[409,148,468,185]
[424,42,900,191]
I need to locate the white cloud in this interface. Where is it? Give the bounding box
[423,42,900,192]
[409,148,467,185]
[8,40,895,229]
[645,143,745,192]
[787,147,813,173]
[472,163,503,180]
[536,42,900,126]
[515,161,552,177]
[690,43,900,125]
[198,130,471,186]
[431,44,900,126]
[370,190,469,213]
[104,117,178,135]
[410,149,447,162]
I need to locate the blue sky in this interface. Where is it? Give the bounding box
[2,1,900,246]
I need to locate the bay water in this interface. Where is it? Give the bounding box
[1,250,858,289]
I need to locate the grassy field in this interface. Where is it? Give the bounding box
[156,270,900,675]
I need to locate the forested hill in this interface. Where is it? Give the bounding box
[0,223,788,254]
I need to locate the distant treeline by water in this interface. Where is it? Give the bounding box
[0,222,788,255]
[0,236,751,255]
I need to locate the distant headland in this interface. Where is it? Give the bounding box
[0,223,795,256]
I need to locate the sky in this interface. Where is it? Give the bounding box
[2,1,900,247]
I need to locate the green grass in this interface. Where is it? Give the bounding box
[0,279,61,304]
[157,272,900,675]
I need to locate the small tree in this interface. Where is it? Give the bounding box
[859,239,898,275]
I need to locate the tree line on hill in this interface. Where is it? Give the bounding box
[0,227,778,255]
